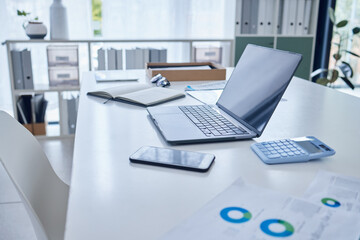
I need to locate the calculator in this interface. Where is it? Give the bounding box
[251,136,335,164]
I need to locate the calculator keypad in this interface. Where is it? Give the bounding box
[256,140,307,159]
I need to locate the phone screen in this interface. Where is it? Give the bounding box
[130,146,215,172]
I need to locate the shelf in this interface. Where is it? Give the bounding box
[235,34,316,38]
[3,39,234,45]
[35,134,75,140]
[14,85,80,94]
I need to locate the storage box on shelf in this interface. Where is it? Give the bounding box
[234,0,319,80]
[47,45,80,87]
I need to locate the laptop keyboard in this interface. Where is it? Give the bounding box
[179,105,248,137]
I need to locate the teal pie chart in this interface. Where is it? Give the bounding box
[260,219,294,237]
[220,207,252,223]
[321,197,341,208]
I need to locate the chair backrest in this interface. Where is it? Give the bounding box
[0,111,69,240]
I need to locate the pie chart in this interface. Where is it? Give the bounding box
[220,207,252,223]
[260,219,294,237]
[321,197,341,208]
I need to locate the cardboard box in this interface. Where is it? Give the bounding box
[146,62,226,81]
[33,123,46,136]
[22,122,46,136]
[22,124,33,133]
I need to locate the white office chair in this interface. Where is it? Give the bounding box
[0,111,69,240]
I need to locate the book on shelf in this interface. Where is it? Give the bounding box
[159,49,167,62]
[126,49,136,69]
[87,83,185,106]
[107,48,117,70]
[116,49,123,70]
[150,48,160,62]
[135,48,144,69]
[97,48,106,70]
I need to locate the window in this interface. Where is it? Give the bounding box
[328,0,360,88]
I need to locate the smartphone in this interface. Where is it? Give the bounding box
[129,146,215,172]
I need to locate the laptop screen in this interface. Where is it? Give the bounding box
[216,44,302,135]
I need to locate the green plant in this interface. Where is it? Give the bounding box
[17,10,39,21]
[315,7,360,89]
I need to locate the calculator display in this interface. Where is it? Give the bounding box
[295,140,322,154]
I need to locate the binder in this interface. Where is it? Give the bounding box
[60,96,68,135]
[277,0,284,34]
[264,0,275,35]
[17,95,33,124]
[235,0,242,35]
[67,96,78,134]
[295,0,306,35]
[21,50,34,89]
[33,94,45,123]
[281,0,290,34]
[135,48,144,69]
[287,0,297,35]
[143,49,150,67]
[241,0,251,33]
[303,0,312,34]
[116,49,123,70]
[16,97,28,124]
[107,48,117,70]
[257,0,267,35]
[150,49,160,62]
[97,48,106,70]
[250,0,259,34]
[159,49,167,63]
[11,50,24,89]
[126,49,136,69]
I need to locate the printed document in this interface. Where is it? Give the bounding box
[161,178,360,240]
[304,170,360,213]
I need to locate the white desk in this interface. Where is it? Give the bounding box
[65,70,360,240]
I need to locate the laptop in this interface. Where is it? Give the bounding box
[147,44,302,144]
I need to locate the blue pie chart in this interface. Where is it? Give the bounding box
[321,197,341,208]
[260,219,294,237]
[220,207,252,223]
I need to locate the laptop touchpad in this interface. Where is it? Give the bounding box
[153,113,205,140]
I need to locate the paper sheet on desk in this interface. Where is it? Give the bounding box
[304,170,360,213]
[160,178,360,240]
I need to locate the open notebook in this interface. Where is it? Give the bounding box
[87,84,185,106]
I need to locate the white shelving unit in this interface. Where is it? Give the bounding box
[234,0,320,80]
[3,39,234,139]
